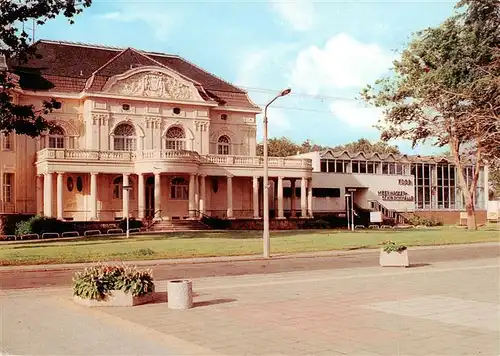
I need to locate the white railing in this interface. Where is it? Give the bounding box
[37,148,135,162]
[140,149,200,161]
[37,149,312,169]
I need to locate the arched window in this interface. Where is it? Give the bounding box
[170,177,188,200]
[112,176,134,199]
[113,123,136,151]
[217,135,231,155]
[48,126,65,148]
[165,126,186,150]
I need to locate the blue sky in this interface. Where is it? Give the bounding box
[36,0,459,154]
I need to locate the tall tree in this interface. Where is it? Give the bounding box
[361,0,499,230]
[0,0,92,137]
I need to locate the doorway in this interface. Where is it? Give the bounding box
[145,176,155,217]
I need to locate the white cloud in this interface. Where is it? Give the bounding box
[290,33,395,94]
[270,0,316,32]
[289,33,396,128]
[98,4,177,41]
[329,101,384,129]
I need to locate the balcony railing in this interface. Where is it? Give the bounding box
[36,148,312,169]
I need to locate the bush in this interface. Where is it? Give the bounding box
[0,214,34,235]
[302,219,331,229]
[407,215,443,227]
[118,218,143,231]
[381,240,407,253]
[73,263,155,301]
[15,215,67,236]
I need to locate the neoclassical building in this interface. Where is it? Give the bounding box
[0,40,313,222]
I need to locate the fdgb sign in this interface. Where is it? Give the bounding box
[398,179,413,186]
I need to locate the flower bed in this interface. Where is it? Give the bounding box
[73,263,155,307]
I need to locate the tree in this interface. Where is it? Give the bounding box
[361,0,499,230]
[0,0,92,137]
[257,137,400,157]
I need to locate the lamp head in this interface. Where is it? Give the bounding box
[279,88,291,97]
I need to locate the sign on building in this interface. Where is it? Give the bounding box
[370,211,383,223]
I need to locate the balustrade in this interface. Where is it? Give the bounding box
[36,148,312,169]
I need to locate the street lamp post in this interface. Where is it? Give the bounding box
[263,88,292,258]
[344,194,351,230]
[123,185,132,238]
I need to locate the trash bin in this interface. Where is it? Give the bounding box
[167,279,193,310]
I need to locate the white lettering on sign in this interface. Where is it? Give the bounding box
[398,179,413,186]
[377,190,415,201]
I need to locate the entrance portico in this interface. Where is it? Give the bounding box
[36,148,314,221]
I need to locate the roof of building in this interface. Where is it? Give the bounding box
[8,40,260,110]
[312,149,474,165]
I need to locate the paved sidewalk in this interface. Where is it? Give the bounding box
[2,257,499,355]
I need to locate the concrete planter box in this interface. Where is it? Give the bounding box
[379,249,409,267]
[73,290,154,307]
[168,279,193,310]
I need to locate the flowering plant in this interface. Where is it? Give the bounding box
[380,240,407,253]
[73,263,154,300]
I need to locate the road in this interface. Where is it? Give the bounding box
[1,243,498,290]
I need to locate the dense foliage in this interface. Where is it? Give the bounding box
[73,264,155,300]
[256,137,400,157]
[15,215,67,236]
[0,0,92,136]
[381,240,408,253]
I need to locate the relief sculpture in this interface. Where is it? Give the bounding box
[108,72,193,100]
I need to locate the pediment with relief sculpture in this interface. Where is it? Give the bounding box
[102,68,203,101]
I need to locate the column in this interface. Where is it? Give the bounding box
[253,176,259,219]
[199,175,206,216]
[138,173,145,219]
[300,177,307,218]
[90,173,98,220]
[36,175,43,215]
[194,175,199,212]
[226,175,233,219]
[307,178,313,218]
[154,173,161,219]
[123,173,129,219]
[188,173,195,219]
[43,172,53,217]
[277,176,284,219]
[290,179,296,218]
[56,172,64,220]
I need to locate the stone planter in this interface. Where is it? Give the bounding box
[73,290,154,307]
[379,249,409,267]
[168,279,193,310]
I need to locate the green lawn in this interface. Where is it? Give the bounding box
[0,228,498,266]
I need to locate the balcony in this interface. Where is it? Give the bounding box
[36,148,312,170]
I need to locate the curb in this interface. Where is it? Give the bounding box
[0,241,498,272]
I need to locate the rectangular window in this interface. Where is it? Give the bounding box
[2,134,12,150]
[367,162,374,174]
[382,163,389,174]
[312,188,341,198]
[320,160,327,172]
[335,161,344,173]
[327,160,335,173]
[3,173,13,203]
[352,161,359,173]
[359,161,367,174]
